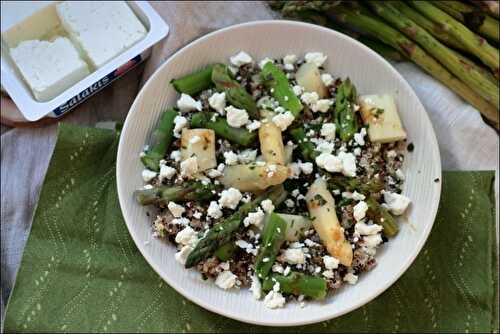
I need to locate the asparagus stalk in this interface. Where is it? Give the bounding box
[262,272,327,300]
[433,0,499,42]
[134,181,222,206]
[366,197,399,237]
[255,213,288,279]
[190,112,257,146]
[328,6,499,127]
[141,109,177,171]
[335,78,359,141]
[327,174,384,194]
[369,2,499,109]
[170,66,214,96]
[261,62,304,117]
[214,242,236,261]
[358,37,406,61]
[185,185,286,268]
[211,64,259,119]
[289,127,318,162]
[410,1,499,77]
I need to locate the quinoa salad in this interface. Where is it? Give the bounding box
[135,51,411,309]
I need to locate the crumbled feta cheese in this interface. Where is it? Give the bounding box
[224,151,239,165]
[386,150,397,158]
[218,188,242,209]
[323,256,340,270]
[175,226,198,246]
[283,248,305,264]
[283,54,297,66]
[322,270,334,279]
[353,191,366,201]
[300,91,319,105]
[304,239,318,247]
[207,201,223,219]
[338,152,357,177]
[363,234,383,248]
[259,57,274,69]
[353,128,367,146]
[344,272,358,285]
[291,189,300,197]
[177,93,202,112]
[395,169,405,181]
[288,163,301,179]
[311,99,333,113]
[143,184,153,190]
[321,73,334,86]
[283,266,291,276]
[353,201,368,221]
[272,111,295,131]
[263,290,286,309]
[238,149,257,164]
[173,116,188,138]
[261,199,275,213]
[320,123,336,141]
[207,168,222,178]
[208,92,226,114]
[285,199,295,208]
[273,282,281,292]
[159,165,176,181]
[250,274,262,299]
[142,169,157,182]
[272,263,284,273]
[315,141,335,154]
[243,208,265,228]
[215,271,237,290]
[299,162,313,175]
[305,52,327,67]
[235,239,252,249]
[218,261,230,271]
[168,201,185,218]
[353,147,362,156]
[230,51,253,67]
[180,156,198,177]
[170,150,182,162]
[246,120,261,132]
[315,153,343,173]
[175,245,193,265]
[292,85,304,96]
[193,211,202,219]
[172,217,190,226]
[225,106,249,128]
[383,191,411,215]
[289,242,304,249]
[355,221,383,235]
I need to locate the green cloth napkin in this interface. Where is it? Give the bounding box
[4,124,498,333]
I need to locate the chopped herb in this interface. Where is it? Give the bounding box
[313,194,327,206]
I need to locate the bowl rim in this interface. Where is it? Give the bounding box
[117,19,442,327]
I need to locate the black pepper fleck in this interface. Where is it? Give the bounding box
[407,143,414,152]
[434,178,440,183]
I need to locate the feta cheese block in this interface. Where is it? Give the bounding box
[56,1,147,68]
[9,37,89,101]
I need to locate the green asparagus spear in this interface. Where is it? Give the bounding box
[327,175,384,194]
[190,112,256,146]
[170,66,214,96]
[366,197,399,237]
[260,62,303,117]
[328,6,499,127]
[141,109,177,171]
[369,2,499,109]
[289,127,318,162]
[211,64,259,119]
[134,181,221,206]
[214,242,237,261]
[410,1,499,78]
[262,272,327,300]
[335,78,359,141]
[358,37,406,62]
[255,213,288,279]
[185,185,286,268]
[433,0,499,42]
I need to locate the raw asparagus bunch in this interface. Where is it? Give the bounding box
[185,185,286,268]
[135,181,222,206]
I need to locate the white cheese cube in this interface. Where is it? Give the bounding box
[56,1,146,68]
[9,37,89,101]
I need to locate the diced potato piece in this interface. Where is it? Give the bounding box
[359,94,407,143]
[296,63,328,98]
[221,163,289,192]
[181,128,216,171]
[276,213,312,242]
[306,177,353,266]
[259,122,285,165]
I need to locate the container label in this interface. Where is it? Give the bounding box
[51,54,143,116]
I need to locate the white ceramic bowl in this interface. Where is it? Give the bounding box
[117,20,442,326]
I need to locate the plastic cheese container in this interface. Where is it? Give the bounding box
[0,1,169,121]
